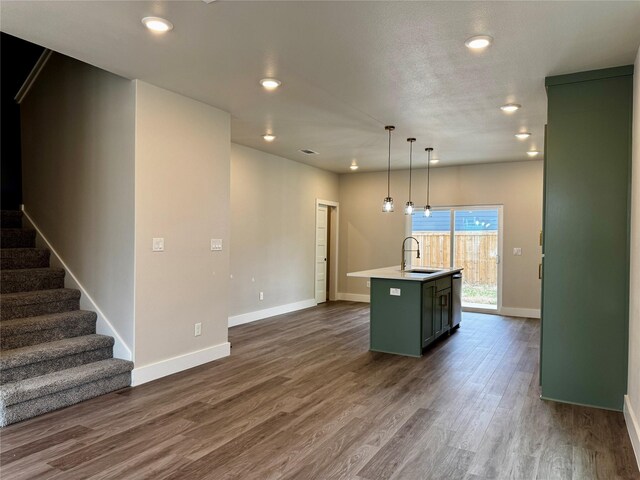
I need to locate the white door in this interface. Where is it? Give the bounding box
[315,204,328,304]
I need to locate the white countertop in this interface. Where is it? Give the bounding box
[347,265,463,282]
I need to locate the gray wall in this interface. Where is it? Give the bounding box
[338,161,543,313]
[134,81,231,370]
[230,144,339,317]
[21,53,135,351]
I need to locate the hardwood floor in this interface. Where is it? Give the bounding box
[1,301,638,479]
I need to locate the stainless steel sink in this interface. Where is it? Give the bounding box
[406,268,443,274]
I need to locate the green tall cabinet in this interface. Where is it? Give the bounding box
[541,66,633,411]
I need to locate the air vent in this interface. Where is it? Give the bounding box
[299,149,319,155]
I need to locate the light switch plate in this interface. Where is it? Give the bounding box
[152,238,164,252]
[390,288,401,296]
[513,247,522,256]
[211,239,223,251]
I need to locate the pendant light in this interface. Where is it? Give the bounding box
[382,125,395,212]
[405,138,416,215]
[424,147,433,217]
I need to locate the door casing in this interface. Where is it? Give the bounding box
[315,199,339,304]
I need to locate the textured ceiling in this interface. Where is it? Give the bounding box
[2,1,640,173]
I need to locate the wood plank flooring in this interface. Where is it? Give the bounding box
[1,301,638,479]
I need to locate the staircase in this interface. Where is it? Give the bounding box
[0,210,133,427]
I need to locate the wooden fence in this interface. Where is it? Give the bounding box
[411,231,498,285]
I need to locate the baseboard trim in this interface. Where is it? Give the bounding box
[499,307,541,319]
[21,207,133,361]
[624,395,640,470]
[228,299,317,327]
[463,306,499,315]
[336,292,370,303]
[131,342,230,386]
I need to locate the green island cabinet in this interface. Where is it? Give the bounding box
[541,65,633,411]
[370,275,453,357]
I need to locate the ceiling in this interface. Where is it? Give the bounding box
[2,1,640,173]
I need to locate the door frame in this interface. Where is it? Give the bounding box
[451,205,503,314]
[406,204,503,313]
[315,199,339,304]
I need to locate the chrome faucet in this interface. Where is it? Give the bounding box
[401,236,421,271]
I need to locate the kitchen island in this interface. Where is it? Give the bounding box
[348,266,462,357]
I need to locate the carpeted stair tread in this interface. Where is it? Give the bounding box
[0,310,97,349]
[0,248,50,269]
[1,210,23,228]
[0,267,65,293]
[0,334,114,370]
[0,288,80,320]
[0,288,80,307]
[0,228,36,248]
[1,310,96,338]
[0,372,131,427]
[0,358,133,407]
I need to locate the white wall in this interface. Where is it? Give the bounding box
[132,81,231,383]
[625,45,640,469]
[338,161,543,314]
[20,53,135,355]
[229,144,339,324]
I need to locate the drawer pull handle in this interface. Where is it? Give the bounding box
[539,263,542,280]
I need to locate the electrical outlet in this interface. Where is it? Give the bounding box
[259,291,264,301]
[366,280,370,288]
[152,238,164,252]
[194,323,202,336]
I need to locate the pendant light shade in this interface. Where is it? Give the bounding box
[405,138,416,215]
[425,147,433,217]
[382,126,395,212]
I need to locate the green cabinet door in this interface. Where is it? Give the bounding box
[436,288,452,338]
[422,281,436,347]
[542,66,632,411]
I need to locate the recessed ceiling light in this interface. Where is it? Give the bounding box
[260,78,281,90]
[350,160,359,171]
[465,35,493,50]
[515,132,531,140]
[142,17,173,33]
[262,133,276,142]
[430,159,440,164]
[527,150,540,157]
[501,103,521,113]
